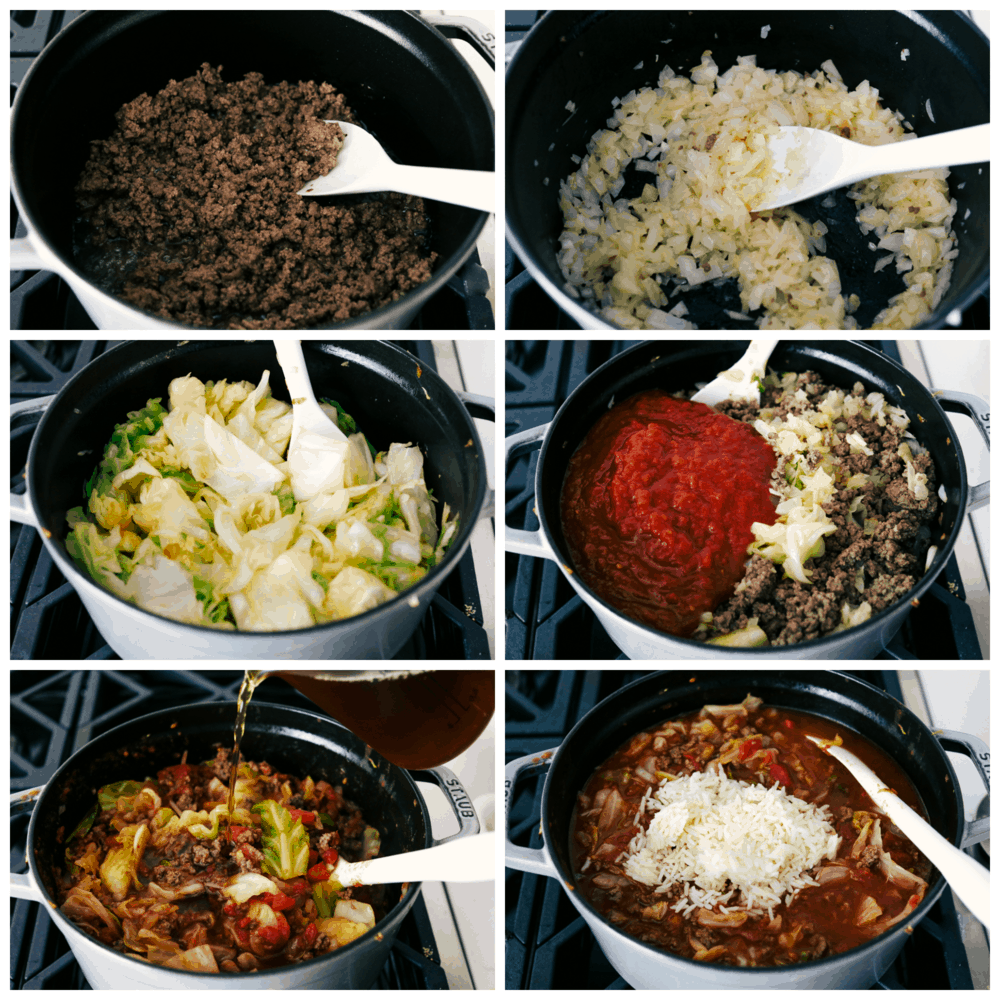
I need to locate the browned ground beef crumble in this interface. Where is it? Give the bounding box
[699,372,939,646]
[75,63,436,329]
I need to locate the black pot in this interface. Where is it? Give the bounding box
[504,670,990,988]
[11,10,494,329]
[506,10,989,329]
[503,340,989,658]
[12,339,493,658]
[17,700,478,989]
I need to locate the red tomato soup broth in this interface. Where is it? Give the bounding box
[561,390,777,636]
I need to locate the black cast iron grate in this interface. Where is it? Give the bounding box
[504,339,981,661]
[10,340,488,660]
[11,11,492,332]
[10,670,449,990]
[504,669,979,990]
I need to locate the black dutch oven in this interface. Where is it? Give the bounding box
[506,10,989,329]
[503,340,989,658]
[11,340,494,659]
[11,10,494,329]
[12,700,478,989]
[504,670,990,989]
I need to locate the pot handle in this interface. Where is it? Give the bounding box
[409,765,481,847]
[933,389,990,513]
[10,870,44,902]
[10,395,57,527]
[423,14,496,71]
[936,729,990,847]
[10,234,49,271]
[504,422,558,561]
[455,390,495,521]
[504,748,560,878]
[10,786,45,901]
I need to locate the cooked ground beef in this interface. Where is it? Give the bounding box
[703,372,939,646]
[75,63,436,329]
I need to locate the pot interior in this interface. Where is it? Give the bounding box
[507,10,989,327]
[13,10,492,286]
[31,340,486,596]
[536,340,966,646]
[542,671,956,962]
[33,700,429,909]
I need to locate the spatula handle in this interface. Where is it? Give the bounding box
[335,831,495,886]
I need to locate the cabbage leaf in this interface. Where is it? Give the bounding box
[100,823,150,899]
[252,800,309,879]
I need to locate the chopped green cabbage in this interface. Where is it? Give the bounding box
[64,371,459,631]
[253,799,310,879]
[750,385,911,584]
[223,872,278,904]
[100,823,150,899]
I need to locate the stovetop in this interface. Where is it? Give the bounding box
[11,10,493,332]
[10,670,453,989]
[504,669,986,990]
[505,339,983,660]
[504,11,990,332]
[11,340,490,660]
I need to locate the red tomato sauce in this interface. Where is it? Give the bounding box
[560,390,778,637]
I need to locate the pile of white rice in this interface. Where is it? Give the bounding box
[621,766,841,917]
[557,51,959,330]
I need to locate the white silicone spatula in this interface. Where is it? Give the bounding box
[273,340,348,502]
[332,831,495,887]
[298,121,494,212]
[690,339,779,407]
[806,734,990,930]
[757,123,989,211]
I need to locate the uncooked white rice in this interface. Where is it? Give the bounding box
[620,766,840,918]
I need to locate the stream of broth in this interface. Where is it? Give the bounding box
[226,669,267,841]
[224,668,494,838]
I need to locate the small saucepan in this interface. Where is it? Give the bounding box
[504,670,989,989]
[504,340,989,658]
[12,700,479,990]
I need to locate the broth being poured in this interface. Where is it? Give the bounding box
[226,670,494,835]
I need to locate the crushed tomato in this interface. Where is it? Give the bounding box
[561,390,777,636]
